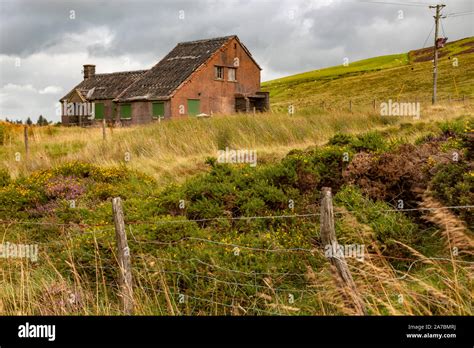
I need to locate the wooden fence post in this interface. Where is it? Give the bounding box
[373,99,376,111]
[112,197,134,315]
[102,119,106,141]
[349,100,352,112]
[23,125,29,159]
[320,187,367,315]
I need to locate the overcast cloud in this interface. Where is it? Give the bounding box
[0,0,472,122]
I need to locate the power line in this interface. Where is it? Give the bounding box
[445,11,474,18]
[358,0,432,7]
[440,17,447,38]
[422,22,435,48]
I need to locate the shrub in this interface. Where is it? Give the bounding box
[352,131,388,153]
[429,162,474,227]
[335,185,443,265]
[328,133,355,146]
[45,176,85,200]
[438,119,465,137]
[0,168,10,187]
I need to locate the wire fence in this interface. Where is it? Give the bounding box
[0,201,473,315]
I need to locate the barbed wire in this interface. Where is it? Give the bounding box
[134,255,310,277]
[137,286,283,316]
[1,204,471,230]
[132,268,314,293]
[131,237,316,253]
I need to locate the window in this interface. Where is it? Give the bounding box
[94,102,104,119]
[215,66,224,80]
[152,102,164,118]
[187,99,200,116]
[228,68,236,82]
[120,103,131,119]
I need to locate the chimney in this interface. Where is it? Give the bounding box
[83,64,96,79]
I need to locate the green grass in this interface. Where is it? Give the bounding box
[263,37,474,112]
[265,53,408,89]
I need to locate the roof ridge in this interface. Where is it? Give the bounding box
[94,69,149,76]
[177,35,236,45]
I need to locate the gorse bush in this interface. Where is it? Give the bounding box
[0,162,155,224]
[328,130,389,153]
[155,144,358,224]
[429,162,474,228]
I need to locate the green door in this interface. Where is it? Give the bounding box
[187,99,200,116]
[152,102,164,117]
[120,104,132,119]
[94,102,104,120]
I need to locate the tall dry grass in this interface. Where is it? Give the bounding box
[1,102,471,185]
[0,225,471,316]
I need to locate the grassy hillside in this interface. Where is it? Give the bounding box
[0,38,473,316]
[263,37,474,112]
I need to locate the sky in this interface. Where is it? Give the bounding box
[0,0,472,122]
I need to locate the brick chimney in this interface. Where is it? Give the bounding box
[83,64,96,79]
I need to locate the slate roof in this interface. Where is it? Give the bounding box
[60,70,147,101]
[117,35,236,101]
[61,35,258,102]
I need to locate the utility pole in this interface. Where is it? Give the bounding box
[430,4,446,105]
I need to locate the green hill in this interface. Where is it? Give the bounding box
[262,37,474,112]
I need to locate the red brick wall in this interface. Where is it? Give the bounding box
[170,37,261,117]
[114,100,171,126]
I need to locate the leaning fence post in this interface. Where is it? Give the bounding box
[320,187,367,315]
[112,197,134,315]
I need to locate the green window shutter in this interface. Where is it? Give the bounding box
[94,102,104,119]
[152,102,164,117]
[187,99,200,116]
[120,104,131,119]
